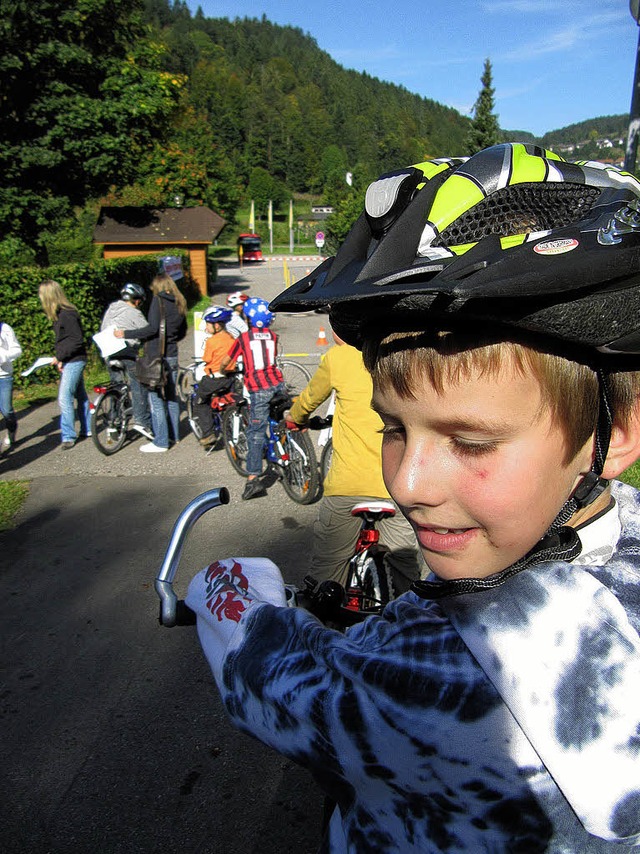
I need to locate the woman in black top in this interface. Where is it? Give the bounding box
[116,274,187,452]
[38,280,91,449]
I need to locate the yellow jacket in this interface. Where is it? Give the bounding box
[289,344,389,498]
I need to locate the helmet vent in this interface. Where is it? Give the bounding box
[435,183,600,246]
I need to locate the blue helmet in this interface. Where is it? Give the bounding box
[204,305,233,325]
[244,297,274,328]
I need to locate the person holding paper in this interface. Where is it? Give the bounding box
[38,280,91,450]
[0,320,22,450]
[100,283,152,440]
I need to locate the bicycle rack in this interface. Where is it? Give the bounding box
[155,487,230,627]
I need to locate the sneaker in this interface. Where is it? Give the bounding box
[132,424,154,441]
[61,440,76,450]
[140,442,168,453]
[6,425,16,447]
[242,478,267,500]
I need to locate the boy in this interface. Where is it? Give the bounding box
[192,305,236,446]
[187,145,640,850]
[225,291,249,339]
[100,282,152,440]
[219,297,284,500]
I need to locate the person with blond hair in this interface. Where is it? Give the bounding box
[115,273,187,452]
[38,280,91,449]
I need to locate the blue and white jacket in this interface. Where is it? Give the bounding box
[186,481,640,852]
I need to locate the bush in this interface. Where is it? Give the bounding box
[2,252,200,387]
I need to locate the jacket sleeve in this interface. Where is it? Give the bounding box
[289,351,332,424]
[0,324,22,363]
[123,296,159,341]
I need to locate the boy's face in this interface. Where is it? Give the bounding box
[372,360,594,580]
[205,322,216,334]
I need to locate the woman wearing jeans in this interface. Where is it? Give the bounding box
[38,280,91,449]
[115,274,187,453]
[0,320,22,450]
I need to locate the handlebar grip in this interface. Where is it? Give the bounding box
[174,600,197,626]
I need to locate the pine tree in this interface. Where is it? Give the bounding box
[466,59,500,154]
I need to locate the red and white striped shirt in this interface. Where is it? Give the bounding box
[227,327,284,392]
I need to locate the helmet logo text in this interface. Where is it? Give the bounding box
[533,238,579,256]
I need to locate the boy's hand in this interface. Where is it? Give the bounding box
[283,410,305,431]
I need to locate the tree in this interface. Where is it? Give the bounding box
[0,0,184,262]
[466,59,500,154]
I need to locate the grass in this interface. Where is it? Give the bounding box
[0,480,29,531]
[618,459,640,489]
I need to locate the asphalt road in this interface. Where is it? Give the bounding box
[0,259,332,853]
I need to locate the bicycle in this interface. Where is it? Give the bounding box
[223,390,321,505]
[277,356,311,397]
[184,373,243,451]
[90,378,133,455]
[176,357,205,404]
[154,489,394,629]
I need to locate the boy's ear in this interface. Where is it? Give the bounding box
[602,409,640,479]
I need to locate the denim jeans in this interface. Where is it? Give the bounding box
[246,383,284,476]
[58,360,91,443]
[0,375,17,434]
[147,356,179,449]
[109,359,151,431]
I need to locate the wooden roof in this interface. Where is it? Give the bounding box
[93,206,227,245]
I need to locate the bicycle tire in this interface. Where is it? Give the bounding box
[186,393,205,440]
[222,404,250,476]
[278,359,311,397]
[320,438,333,482]
[349,549,394,613]
[280,428,321,504]
[91,388,128,455]
[177,367,196,403]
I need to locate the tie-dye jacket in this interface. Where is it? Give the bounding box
[186,480,640,852]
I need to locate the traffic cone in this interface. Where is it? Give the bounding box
[316,326,328,346]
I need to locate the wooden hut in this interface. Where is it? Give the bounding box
[93,206,226,296]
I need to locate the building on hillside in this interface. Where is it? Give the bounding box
[93,206,226,296]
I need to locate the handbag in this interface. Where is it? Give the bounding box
[135,298,167,391]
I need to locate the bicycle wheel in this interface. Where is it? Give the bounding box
[279,428,321,504]
[320,438,333,482]
[91,389,128,455]
[279,359,311,397]
[222,404,250,476]
[186,393,205,440]
[352,549,394,613]
[177,367,196,403]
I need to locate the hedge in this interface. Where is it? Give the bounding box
[1,252,200,387]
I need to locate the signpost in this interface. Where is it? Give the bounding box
[315,231,325,252]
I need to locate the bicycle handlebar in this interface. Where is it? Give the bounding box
[155,486,379,630]
[155,488,230,626]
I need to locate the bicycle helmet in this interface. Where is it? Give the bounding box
[204,305,233,325]
[226,291,249,308]
[271,143,640,595]
[244,297,274,328]
[120,282,146,302]
[270,142,640,363]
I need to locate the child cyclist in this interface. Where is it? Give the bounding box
[219,297,285,500]
[191,305,236,446]
[187,144,640,850]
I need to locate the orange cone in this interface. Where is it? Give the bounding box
[316,326,328,346]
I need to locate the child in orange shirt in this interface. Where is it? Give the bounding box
[193,306,236,444]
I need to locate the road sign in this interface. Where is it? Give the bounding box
[315,231,325,249]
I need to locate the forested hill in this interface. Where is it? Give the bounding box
[147,3,471,198]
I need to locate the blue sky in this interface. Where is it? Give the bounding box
[186,0,639,138]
